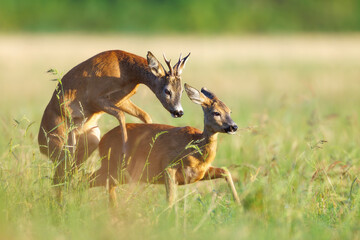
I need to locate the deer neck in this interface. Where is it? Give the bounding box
[199,128,219,165]
[132,63,159,93]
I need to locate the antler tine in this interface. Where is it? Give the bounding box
[175,52,191,75]
[173,53,183,72]
[163,53,174,75]
[182,52,191,62]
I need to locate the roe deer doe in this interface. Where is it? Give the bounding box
[38,50,190,186]
[94,83,240,206]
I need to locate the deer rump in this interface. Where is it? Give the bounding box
[97,123,204,186]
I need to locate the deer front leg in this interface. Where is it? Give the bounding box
[164,168,177,207]
[95,98,128,155]
[118,99,152,124]
[202,166,240,204]
[115,111,127,156]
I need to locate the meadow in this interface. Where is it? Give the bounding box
[0,34,360,239]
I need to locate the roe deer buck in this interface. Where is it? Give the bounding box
[94,83,240,206]
[38,50,190,186]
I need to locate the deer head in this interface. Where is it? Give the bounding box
[147,52,190,118]
[184,83,238,135]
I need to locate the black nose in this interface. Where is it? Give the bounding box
[231,124,238,132]
[172,110,184,118]
[226,124,238,133]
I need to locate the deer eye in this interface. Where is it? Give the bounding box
[164,89,172,98]
[212,112,221,117]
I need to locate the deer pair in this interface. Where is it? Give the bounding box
[38,50,240,205]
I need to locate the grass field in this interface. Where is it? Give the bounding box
[1,34,360,239]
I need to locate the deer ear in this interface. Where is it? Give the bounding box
[184,83,206,105]
[147,51,166,77]
[175,52,190,76]
[201,87,217,100]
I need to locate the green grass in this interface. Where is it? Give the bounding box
[1,35,360,239]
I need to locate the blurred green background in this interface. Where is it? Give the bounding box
[1,0,360,33]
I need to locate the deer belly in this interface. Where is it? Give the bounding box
[178,167,205,184]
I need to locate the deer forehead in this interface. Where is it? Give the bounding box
[211,100,231,113]
[166,77,182,90]
[166,74,181,82]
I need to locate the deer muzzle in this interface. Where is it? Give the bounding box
[225,124,238,134]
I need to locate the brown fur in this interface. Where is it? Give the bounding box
[94,84,240,206]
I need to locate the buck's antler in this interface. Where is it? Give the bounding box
[174,53,191,76]
[163,53,174,76]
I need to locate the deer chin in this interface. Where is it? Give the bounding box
[226,130,237,135]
